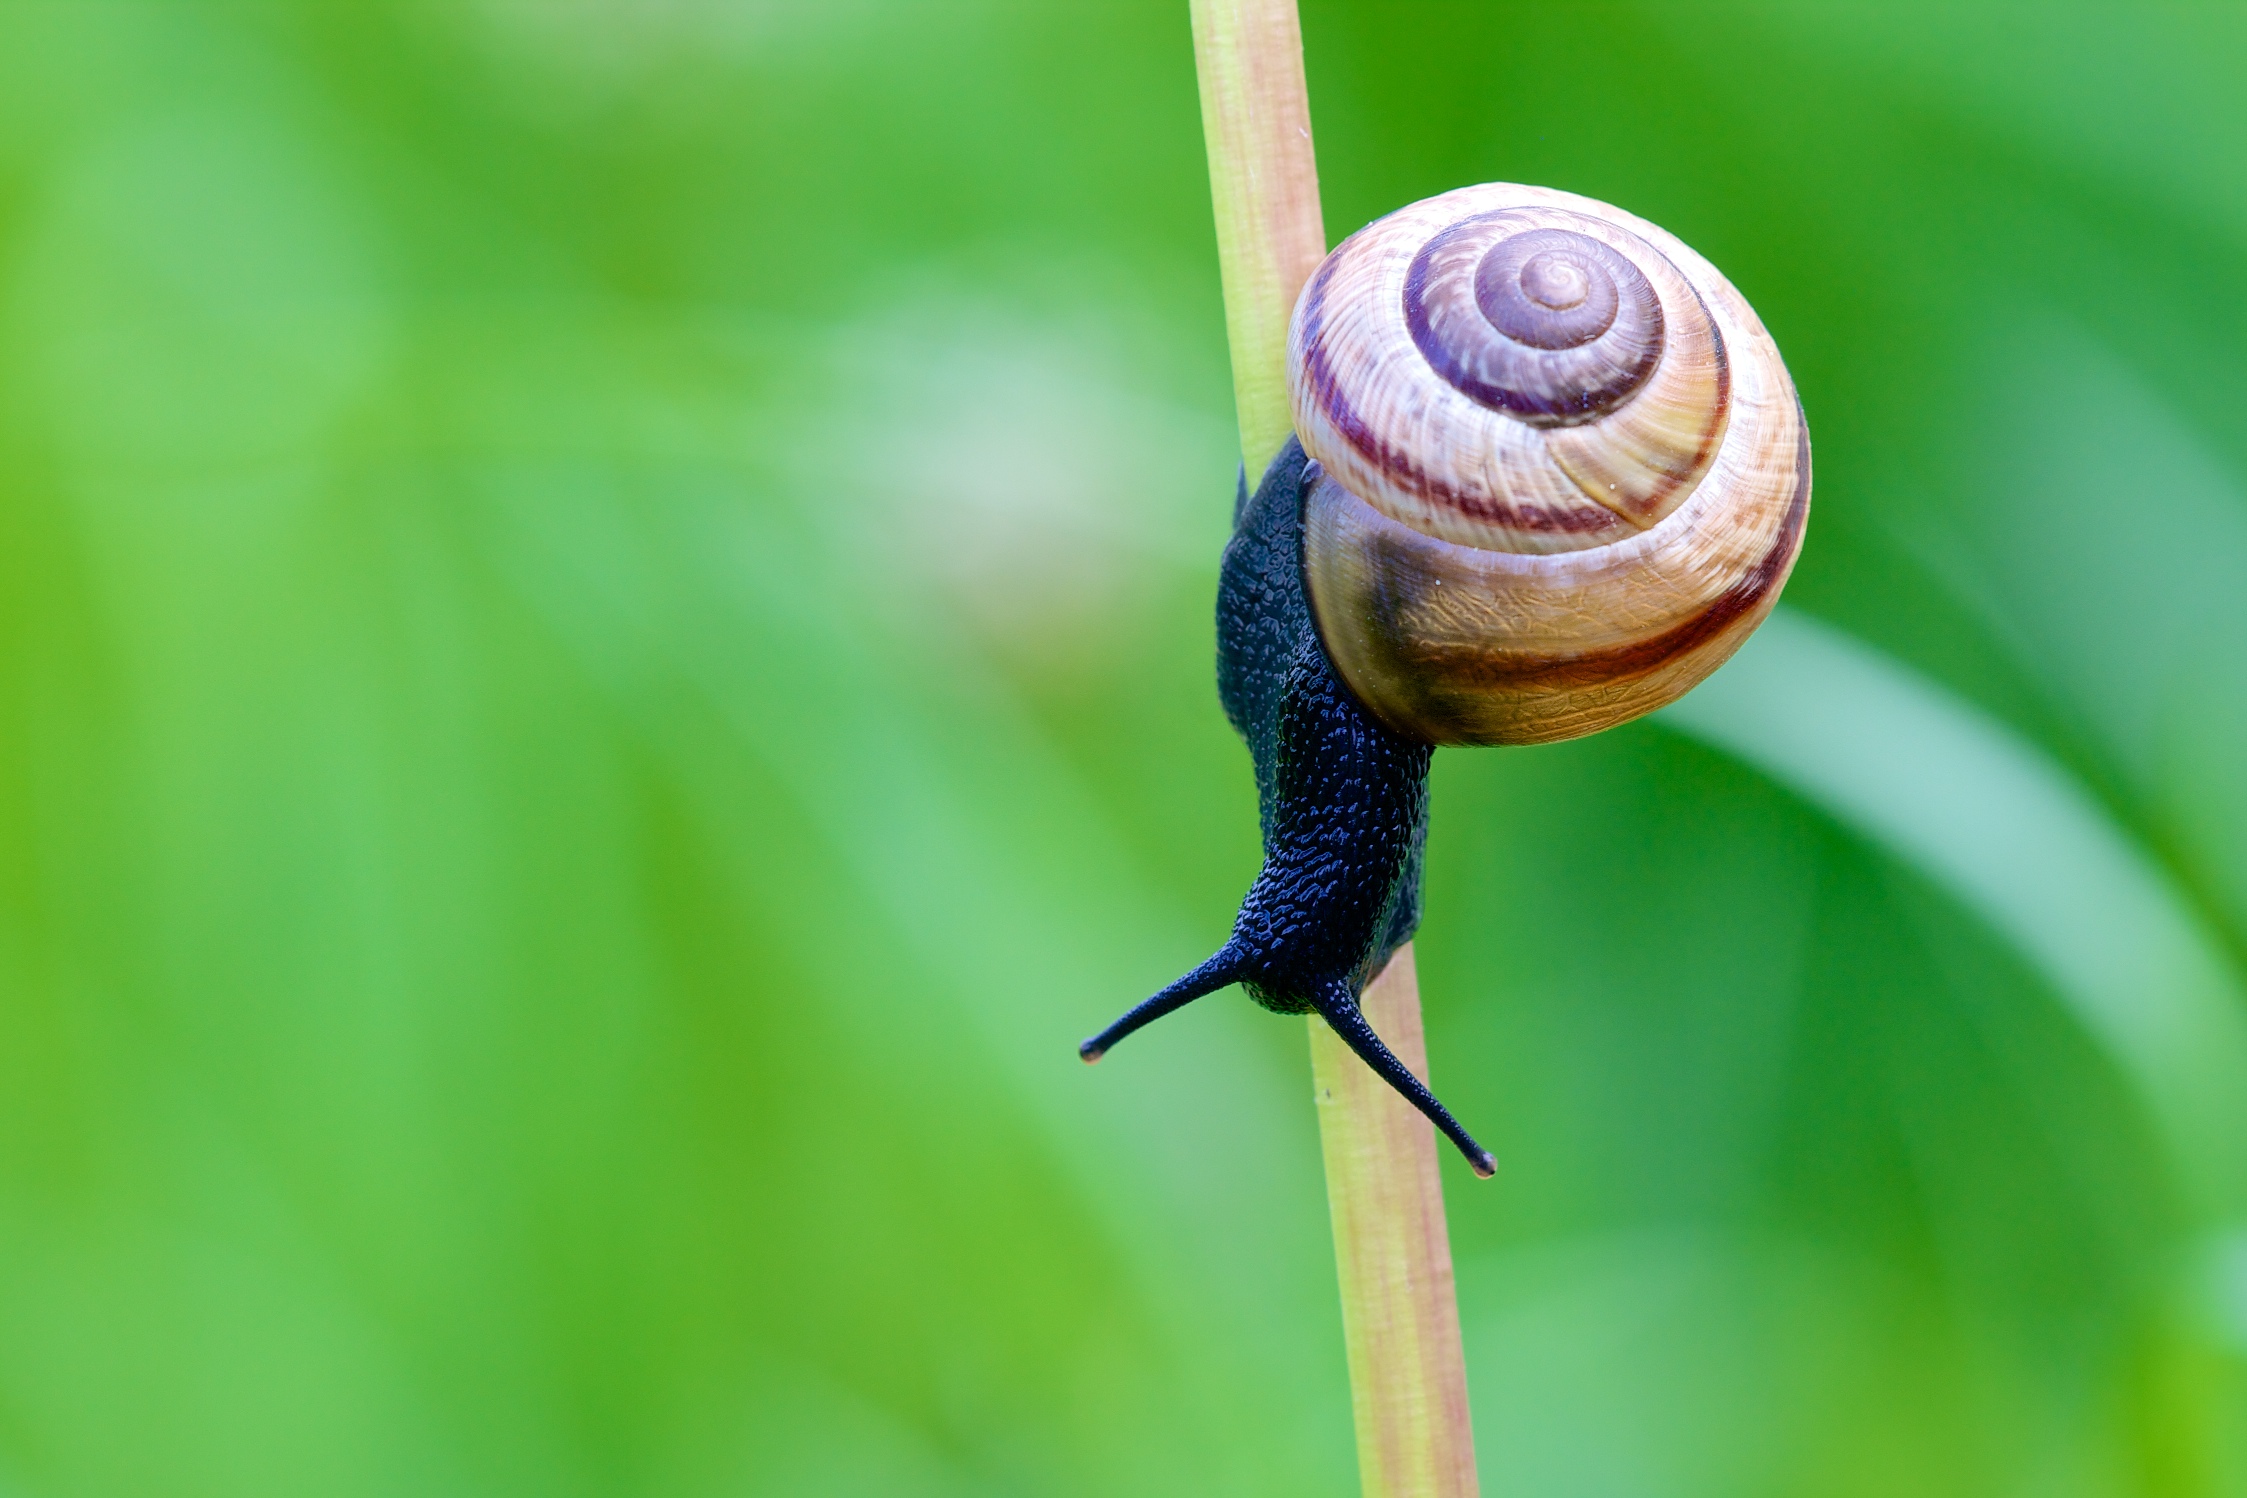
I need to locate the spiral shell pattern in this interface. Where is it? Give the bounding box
[1288,183,1809,746]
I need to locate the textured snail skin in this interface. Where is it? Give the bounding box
[1079,439,1494,1176]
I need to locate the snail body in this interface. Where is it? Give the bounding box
[1082,185,1809,1172]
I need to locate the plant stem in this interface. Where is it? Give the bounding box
[1188,0,1326,478]
[1309,947,1481,1497]
[1187,4,1481,1494]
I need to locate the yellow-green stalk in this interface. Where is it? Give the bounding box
[1188,0,1324,476]
[1187,3,1481,1493]
[1308,947,1481,1497]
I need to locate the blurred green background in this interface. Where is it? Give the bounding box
[2,1,2246,1494]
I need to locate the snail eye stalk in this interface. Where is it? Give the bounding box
[1312,983,1495,1179]
[1078,938,1496,1177]
[1078,944,1246,1065]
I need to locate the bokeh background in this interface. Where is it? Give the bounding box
[2,1,2245,1494]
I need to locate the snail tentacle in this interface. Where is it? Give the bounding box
[1078,943,1246,1064]
[1312,981,1496,1178]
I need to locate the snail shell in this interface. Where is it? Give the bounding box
[1289,184,1809,746]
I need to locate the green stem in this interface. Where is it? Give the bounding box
[1186,5,1481,1493]
[1188,0,1326,478]
[1309,947,1481,1498]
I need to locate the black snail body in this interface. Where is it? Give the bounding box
[1077,438,1486,1172]
[1080,185,1810,1174]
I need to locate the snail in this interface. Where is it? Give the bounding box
[1081,184,1809,1175]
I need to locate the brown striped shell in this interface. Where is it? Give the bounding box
[1287,183,1810,746]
